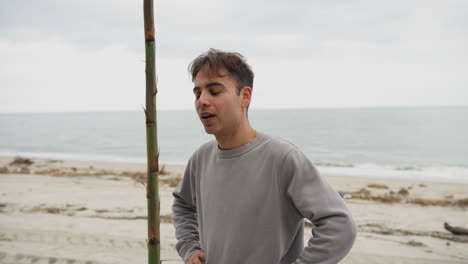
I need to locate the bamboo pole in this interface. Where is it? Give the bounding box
[143,0,160,263]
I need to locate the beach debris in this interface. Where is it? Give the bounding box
[87,214,173,222]
[159,165,170,176]
[46,208,63,214]
[339,188,468,207]
[1,158,181,189]
[398,187,409,196]
[24,204,91,215]
[444,222,468,236]
[338,192,352,199]
[407,240,425,247]
[100,175,122,181]
[419,183,427,187]
[1,164,32,174]
[367,183,389,189]
[360,223,468,243]
[9,157,34,166]
[158,175,182,187]
[21,167,30,174]
[20,204,154,221]
[357,188,371,197]
[167,176,182,187]
[26,206,65,214]
[121,171,145,181]
[455,198,468,207]
[95,209,110,213]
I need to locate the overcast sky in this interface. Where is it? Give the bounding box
[1,0,467,112]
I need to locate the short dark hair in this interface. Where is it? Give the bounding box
[188,48,254,94]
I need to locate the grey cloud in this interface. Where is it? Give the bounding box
[1,0,467,60]
[1,0,142,51]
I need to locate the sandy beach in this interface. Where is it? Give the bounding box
[1,156,467,264]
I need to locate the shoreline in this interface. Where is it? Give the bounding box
[1,154,467,184]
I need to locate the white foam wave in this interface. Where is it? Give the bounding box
[318,163,468,184]
[0,150,146,164]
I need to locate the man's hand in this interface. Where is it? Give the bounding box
[186,250,206,264]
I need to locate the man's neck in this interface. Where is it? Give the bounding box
[215,124,258,150]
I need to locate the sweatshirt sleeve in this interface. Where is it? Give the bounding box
[172,158,202,263]
[279,148,356,264]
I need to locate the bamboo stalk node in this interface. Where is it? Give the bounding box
[148,236,160,247]
[146,35,155,41]
[143,111,154,125]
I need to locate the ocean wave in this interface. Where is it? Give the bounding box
[314,161,354,168]
[394,166,422,171]
[0,150,146,164]
[0,150,190,166]
[317,163,468,184]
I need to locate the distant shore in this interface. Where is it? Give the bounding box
[1,156,468,263]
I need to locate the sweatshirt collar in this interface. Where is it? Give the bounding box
[217,132,266,159]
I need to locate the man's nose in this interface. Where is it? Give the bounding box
[197,93,211,107]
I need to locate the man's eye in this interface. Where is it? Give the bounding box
[211,91,220,96]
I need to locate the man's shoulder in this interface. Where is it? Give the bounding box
[192,139,218,156]
[260,133,316,165]
[261,133,298,153]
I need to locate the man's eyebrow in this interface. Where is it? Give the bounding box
[193,82,225,92]
[206,82,225,88]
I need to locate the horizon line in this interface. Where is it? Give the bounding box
[1,104,467,114]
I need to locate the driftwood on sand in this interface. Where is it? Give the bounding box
[360,223,468,243]
[444,222,468,236]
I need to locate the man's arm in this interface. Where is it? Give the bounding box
[279,148,357,264]
[172,161,202,263]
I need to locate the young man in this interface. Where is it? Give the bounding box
[172,49,356,264]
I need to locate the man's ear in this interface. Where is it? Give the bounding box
[240,86,252,109]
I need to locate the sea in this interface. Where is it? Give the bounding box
[1,106,467,183]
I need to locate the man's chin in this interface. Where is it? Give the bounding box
[203,127,216,135]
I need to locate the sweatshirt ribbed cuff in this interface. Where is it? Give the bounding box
[180,242,202,263]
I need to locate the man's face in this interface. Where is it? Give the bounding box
[193,68,248,136]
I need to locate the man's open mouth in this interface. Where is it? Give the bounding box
[201,114,216,120]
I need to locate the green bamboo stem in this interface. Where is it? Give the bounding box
[143,0,160,263]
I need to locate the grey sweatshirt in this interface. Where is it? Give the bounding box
[172,133,356,264]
